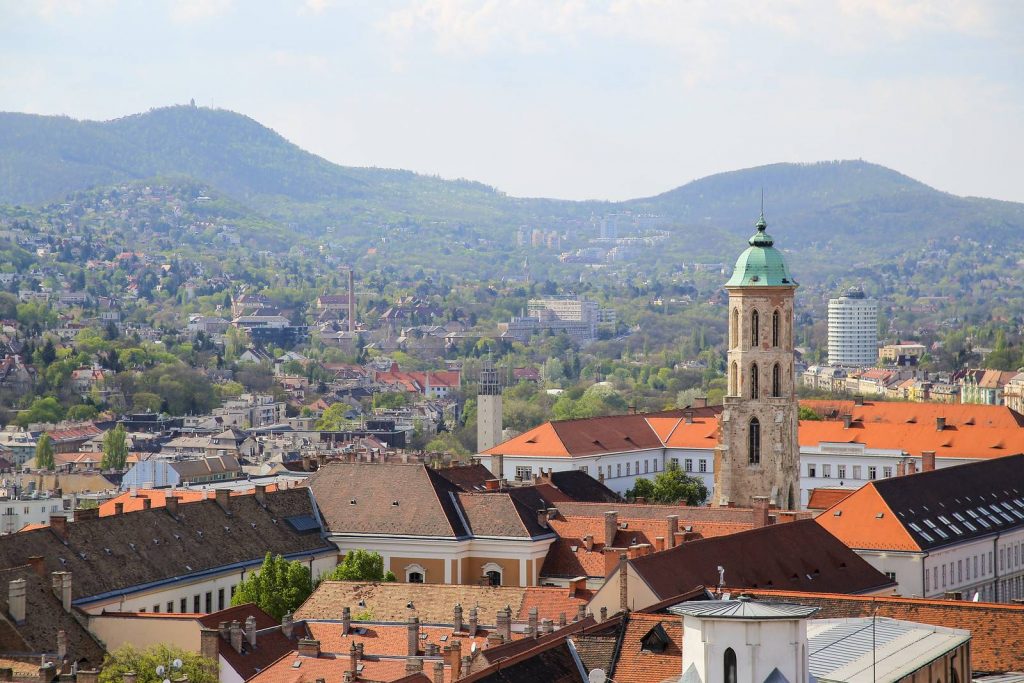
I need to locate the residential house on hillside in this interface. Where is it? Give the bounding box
[373,363,461,399]
[817,453,1024,603]
[121,454,243,489]
[960,368,1017,405]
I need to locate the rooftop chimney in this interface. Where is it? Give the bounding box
[341,606,351,635]
[683,410,694,424]
[854,395,864,406]
[665,515,679,549]
[404,657,423,674]
[528,606,539,638]
[348,643,358,679]
[751,496,770,529]
[896,460,906,477]
[447,640,462,680]
[568,576,587,598]
[165,495,179,517]
[541,618,553,634]
[600,607,608,621]
[59,572,71,612]
[297,639,320,658]
[254,484,267,507]
[49,515,67,539]
[559,613,567,627]
[407,616,420,656]
[229,621,243,654]
[922,451,936,472]
[468,607,478,637]
[199,628,219,669]
[655,536,665,552]
[8,579,25,624]
[694,397,708,408]
[114,502,124,516]
[576,604,586,622]
[432,659,445,683]
[842,414,853,429]
[453,603,463,632]
[604,511,618,546]
[216,489,231,514]
[583,535,594,552]
[245,615,257,648]
[906,459,917,475]
[484,479,500,491]
[56,629,67,665]
[497,607,512,643]
[618,552,629,611]
[282,612,294,639]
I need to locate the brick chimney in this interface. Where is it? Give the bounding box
[142,498,151,510]
[842,414,853,429]
[453,603,463,632]
[114,502,124,516]
[694,397,708,408]
[576,604,586,621]
[216,489,231,514]
[583,535,594,552]
[599,606,608,621]
[496,607,512,642]
[76,671,99,683]
[906,459,917,475]
[404,657,423,674]
[558,613,567,627]
[541,618,553,634]
[468,607,478,636]
[568,576,587,598]
[407,616,420,656]
[665,515,679,549]
[229,621,243,654]
[56,630,67,666]
[199,628,219,670]
[484,479,500,491]
[896,460,906,477]
[165,495,179,517]
[603,511,618,546]
[922,451,936,472]
[492,453,504,479]
[282,612,294,639]
[341,606,351,635]
[245,615,257,648]
[297,639,320,658]
[618,552,628,612]
[49,516,67,539]
[348,643,358,679]
[51,572,71,612]
[654,536,665,552]
[528,606,538,638]
[432,659,445,683]
[254,484,267,507]
[27,556,45,577]
[447,640,462,680]
[751,496,770,529]
[683,410,694,424]
[8,579,25,624]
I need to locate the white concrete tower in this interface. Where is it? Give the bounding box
[477,359,503,461]
[714,212,801,510]
[827,287,877,367]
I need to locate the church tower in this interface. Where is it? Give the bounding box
[713,212,800,510]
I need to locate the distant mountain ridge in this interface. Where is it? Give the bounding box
[1,105,1022,252]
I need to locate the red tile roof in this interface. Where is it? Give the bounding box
[611,613,683,683]
[806,488,856,511]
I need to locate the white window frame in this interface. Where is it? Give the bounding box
[482,562,503,587]
[405,563,427,583]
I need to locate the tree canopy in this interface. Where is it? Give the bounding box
[34,433,54,470]
[99,644,216,683]
[102,423,129,470]
[320,550,396,583]
[230,552,312,621]
[627,461,708,505]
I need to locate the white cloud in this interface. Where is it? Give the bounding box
[168,0,234,23]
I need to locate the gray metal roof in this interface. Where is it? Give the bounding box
[668,597,820,620]
[807,617,970,683]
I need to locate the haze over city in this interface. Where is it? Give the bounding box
[2,0,1022,202]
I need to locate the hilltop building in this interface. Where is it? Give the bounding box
[828,287,878,367]
[715,212,801,509]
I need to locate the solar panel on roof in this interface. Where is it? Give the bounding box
[284,515,320,532]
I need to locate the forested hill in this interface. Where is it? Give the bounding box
[626,160,1024,252]
[1,105,1023,255]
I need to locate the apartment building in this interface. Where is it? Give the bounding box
[827,288,878,367]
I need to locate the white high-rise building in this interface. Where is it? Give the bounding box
[828,288,878,367]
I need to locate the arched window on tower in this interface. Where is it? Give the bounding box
[731,308,739,349]
[749,418,761,465]
[724,647,738,683]
[772,363,781,397]
[772,309,780,347]
[751,310,760,347]
[750,363,759,399]
[729,362,738,396]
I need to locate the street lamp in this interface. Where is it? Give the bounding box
[155,658,183,683]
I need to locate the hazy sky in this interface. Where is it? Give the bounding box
[2,1,1022,202]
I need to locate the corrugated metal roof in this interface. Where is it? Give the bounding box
[669,598,819,620]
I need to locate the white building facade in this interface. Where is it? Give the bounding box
[828,289,878,367]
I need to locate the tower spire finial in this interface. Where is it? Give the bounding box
[757,188,767,230]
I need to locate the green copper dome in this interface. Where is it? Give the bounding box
[724,213,798,288]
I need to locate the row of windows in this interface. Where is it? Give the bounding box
[731,308,785,349]
[2,505,62,515]
[406,563,504,586]
[729,361,785,399]
[136,585,237,614]
[806,464,892,480]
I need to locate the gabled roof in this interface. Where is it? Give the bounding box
[806,488,856,511]
[0,488,331,603]
[818,454,1024,552]
[610,613,683,683]
[628,519,894,600]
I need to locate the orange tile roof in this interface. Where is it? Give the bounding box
[611,613,683,683]
[306,622,497,657]
[98,485,281,516]
[645,416,719,449]
[805,488,856,511]
[484,422,569,457]
[814,482,920,551]
[252,652,426,683]
[740,589,1024,674]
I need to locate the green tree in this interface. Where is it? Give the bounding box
[315,402,351,431]
[798,405,822,421]
[34,434,55,470]
[98,644,217,683]
[626,477,656,502]
[230,553,312,621]
[643,461,708,505]
[321,550,397,583]
[372,392,408,410]
[102,423,129,470]
[65,404,98,421]
[15,396,64,427]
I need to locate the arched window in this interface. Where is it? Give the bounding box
[729,361,738,396]
[750,363,759,399]
[772,309,780,347]
[405,564,426,583]
[751,310,760,347]
[482,562,503,587]
[730,308,739,349]
[772,363,781,398]
[749,418,761,465]
[724,647,737,683]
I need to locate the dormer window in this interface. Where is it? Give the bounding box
[640,622,670,653]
